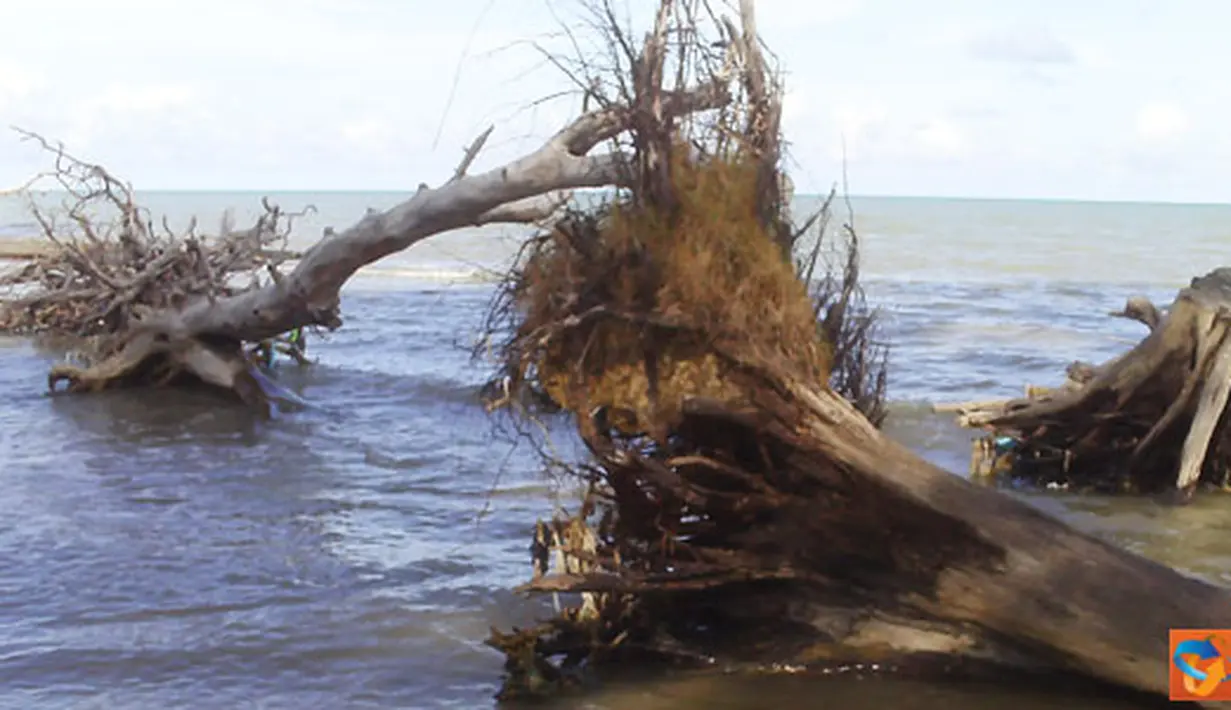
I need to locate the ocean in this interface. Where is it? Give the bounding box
[0,191,1227,709]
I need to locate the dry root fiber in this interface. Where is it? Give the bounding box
[944,268,1231,498]
[483,156,889,696]
[506,150,832,440]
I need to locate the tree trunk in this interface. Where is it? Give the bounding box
[504,378,1231,705]
[797,382,1231,693]
[948,268,1231,497]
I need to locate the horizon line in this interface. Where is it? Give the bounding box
[7,188,1229,208]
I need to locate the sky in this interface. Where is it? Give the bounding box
[0,0,1227,202]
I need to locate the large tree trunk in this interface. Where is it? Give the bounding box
[947,268,1231,498]
[796,383,1231,691]
[474,6,1231,704]
[501,375,1231,705]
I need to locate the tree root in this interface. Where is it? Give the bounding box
[494,384,1231,703]
[946,269,1231,497]
[46,330,307,414]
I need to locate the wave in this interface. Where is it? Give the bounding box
[351,265,502,284]
[0,222,39,238]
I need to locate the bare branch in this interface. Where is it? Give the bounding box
[0,130,306,349]
[451,125,495,183]
[136,80,730,342]
[477,192,573,224]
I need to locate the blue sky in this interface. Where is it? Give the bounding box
[0,0,1226,202]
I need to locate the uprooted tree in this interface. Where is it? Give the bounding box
[2,0,1230,706]
[944,269,1231,499]
[0,130,315,402]
[471,2,1231,705]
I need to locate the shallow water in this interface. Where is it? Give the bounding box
[0,195,1227,708]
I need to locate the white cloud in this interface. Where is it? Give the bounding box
[1135,102,1190,142]
[756,0,861,28]
[966,24,1076,65]
[340,118,394,152]
[911,118,970,159]
[0,61,40,97]
[830,101,888,155]
[780,88,811,125]
[826,103,970,162]
[88,84,199,115]
[1071,42,1114,70]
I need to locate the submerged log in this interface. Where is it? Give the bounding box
[948,269,1231,497]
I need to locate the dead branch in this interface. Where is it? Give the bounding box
[131,79,732,346]
[0,131,303,355]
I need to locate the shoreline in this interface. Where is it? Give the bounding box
[0,238,53,260]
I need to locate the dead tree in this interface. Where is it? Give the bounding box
[475,1,1231,706]
[0,43,733,411]
[1,1,1227,706]
[946,268,1231,499]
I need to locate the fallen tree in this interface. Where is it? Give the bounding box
[474,1,1231,706]
[943,271,1231,499]
[1,0,1228,706]
[0,16,735,411]
[0,131,314,402]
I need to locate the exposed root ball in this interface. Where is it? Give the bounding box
[949,268,1231,497]
[472,2,887,698]
[480,141,894,698]
[502,151,830,438]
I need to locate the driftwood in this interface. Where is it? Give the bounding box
[946,270,1231,497]
[473,1,1231,706]
[0,130,310,341]
[0,131,319,403]
[2,0,1228,706]
[0,24,733,411]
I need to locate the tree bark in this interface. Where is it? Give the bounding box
[947,268,1231,496]
[795,381,1231,695]
[511,378,1231,705]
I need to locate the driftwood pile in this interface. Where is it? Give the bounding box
[943,269,1231,499]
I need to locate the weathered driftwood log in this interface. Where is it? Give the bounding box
[0,132,324,406]
[488,209,1231,703]
[474,3,1231,706]
[947,270,1231,497]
